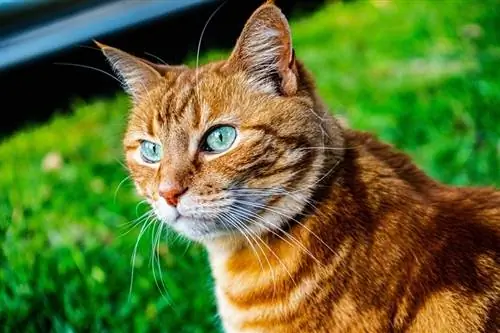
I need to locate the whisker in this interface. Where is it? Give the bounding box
[152,221,171,302]
[149,219,159,268]
[264,186,321,212]
[144,51,168,65]
[135,200,149,218]
[238,199,337,257]
[115,158,129,172]
[114,175,131,203]
[54,62,123,85]
[195,0,228,103]
[233,200,324,266]
[220,212,266,273]
[181,236,192,257]
[128,215,156,302]
[290,159,341,194]
[229,187,316,211]
[118,209,153,238]
[75,44,102,51]
[138,80,156,117]
[296,145,360,151]
[229,208,297,288]
[221,211,279,298]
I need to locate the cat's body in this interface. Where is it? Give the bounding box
[209,128,500,333]
[98,1,499,332]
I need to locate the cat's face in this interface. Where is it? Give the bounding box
[99,3,342,242]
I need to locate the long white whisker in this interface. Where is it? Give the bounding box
[228,187,317,215]
[229,208,297,288]
[135,200,149,217]
[114,175,131,203]
[128,214,156,301]
[235,201,335,253]
[292,160,341,195]
[220,212,265,273]
[118,209,153,238]
[296,146,359,151]
[54,62,123,85]
[115,158,129,172]
[222,211,280,297]
[237,199,337,257]
[119,206,149,228]
[152,221,171,302]
[138,80,156,117]
[144,52,168,65]
[233,201,323,266]
[195,0,227,102]
[150,219,159,268]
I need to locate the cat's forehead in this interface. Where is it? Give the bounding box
[130,64,246,140]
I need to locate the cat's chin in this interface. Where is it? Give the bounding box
[150,199,229,241]
[157,215,232,242]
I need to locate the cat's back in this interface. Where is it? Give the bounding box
[344,128,500,253]
[344,129,500,332]
[408,188,500,332]
[345,128,500,214]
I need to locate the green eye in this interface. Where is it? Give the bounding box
[202,125,237,153]
[140,140,162,163]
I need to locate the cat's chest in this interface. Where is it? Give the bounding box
[208,239,371,333]
[214,282,386,333]
[210,256,311,333]
[214,284,296,333]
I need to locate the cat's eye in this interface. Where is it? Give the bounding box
[201,125,237,153]
[140,140,162,163]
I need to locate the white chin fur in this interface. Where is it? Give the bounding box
[153,198,179,222]
[152,197,228,241]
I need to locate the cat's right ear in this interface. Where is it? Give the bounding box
[224,2,298,96]
[95,41,165,104]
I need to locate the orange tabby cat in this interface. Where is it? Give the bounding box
[97,2,499,332]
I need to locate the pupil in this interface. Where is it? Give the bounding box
[218,132,223,142]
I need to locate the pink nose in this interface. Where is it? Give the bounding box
[159,186,187,207]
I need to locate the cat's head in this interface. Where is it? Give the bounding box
[98,2,344,242]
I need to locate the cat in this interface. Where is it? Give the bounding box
[97,1,500,332]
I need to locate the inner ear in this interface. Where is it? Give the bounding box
[226,3,298,96]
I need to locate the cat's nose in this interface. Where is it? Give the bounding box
[159,186,188,207]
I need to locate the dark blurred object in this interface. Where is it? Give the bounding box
[0,0,215,70]
[0,0,326,139]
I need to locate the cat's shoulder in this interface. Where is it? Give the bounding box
[341,128,439,190]
[341,127,500,212]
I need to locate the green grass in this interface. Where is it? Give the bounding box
[1,0,498,331]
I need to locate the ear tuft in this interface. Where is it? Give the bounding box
[93,40,107,50]
[97,42,163,103]
[227,3,298,96]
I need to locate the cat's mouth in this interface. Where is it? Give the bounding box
[150,197,238,240]
[148,191,282,241]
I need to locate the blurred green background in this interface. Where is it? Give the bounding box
[1,0,499,332]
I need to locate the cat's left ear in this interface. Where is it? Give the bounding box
[95,41,167,104]
[225,2,298,96]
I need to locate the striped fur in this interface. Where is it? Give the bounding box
[99,2,499,332]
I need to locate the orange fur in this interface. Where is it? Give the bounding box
[98,2,499,332]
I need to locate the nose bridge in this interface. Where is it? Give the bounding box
[158,155,194,190]
[156,118,196,193]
